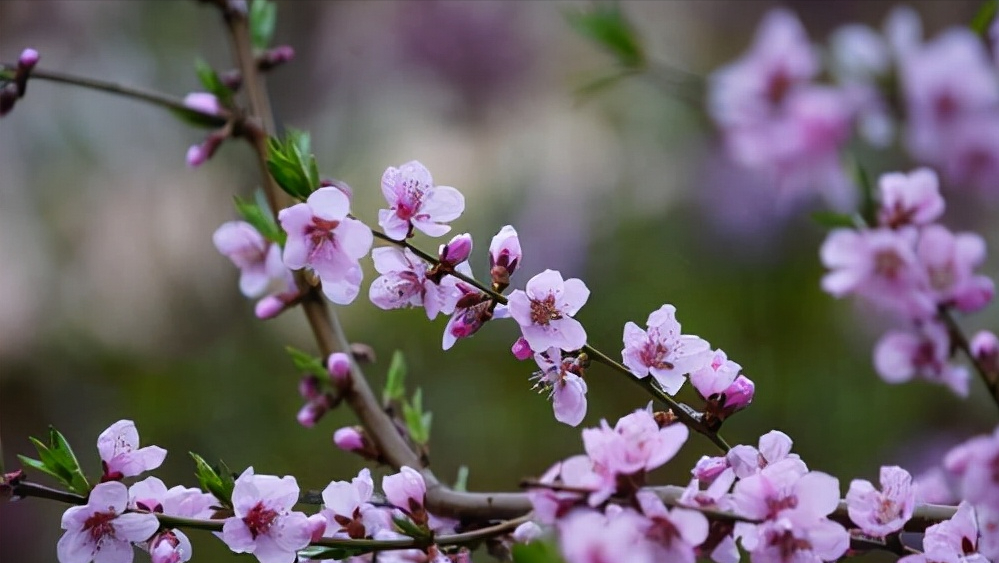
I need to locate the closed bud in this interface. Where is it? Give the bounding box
[18,48,39,71]
[439,233,473,267]
[255,295,285,319]
[971,330,999,376]
[327,352,352,388]
[258,45,295,71]
[183,92,222,116]
[511,337,533,360]
[489,225,521,277]
[298,374,321,400]
[720,374,754,417]
[297,399,328,428]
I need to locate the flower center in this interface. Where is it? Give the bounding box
[396,178,427,220]
[768,529,811,560]
[83,510,118,544]
[243,502,279,539]
[766,494,798,519]
[640,341,675,371]
[873,249,905,280]
[306,218,340,261]
[646,516,680,546]
[875,496,899,524]
[529,294,562,326]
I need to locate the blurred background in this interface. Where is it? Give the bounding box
[1,1,996,561]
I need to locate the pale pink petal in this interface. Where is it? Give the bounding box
[553,374,588,426]
[221,518,255,552]
[336,218,374,260]
[57,529,96,563]
[92,538,134,563]
[277,205,313,269]
[114,513,160,542]
[420,185,465,223]
[307,188,350,222]
[560,278,590,315]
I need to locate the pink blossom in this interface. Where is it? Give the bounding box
[378,161,465,240]
[846,465,916,537]
[327,352,351,387]
[621,304,712,395]
[57,481,160,563]
[333,427,365,452]
[532,347,588,427]
[182,92,222,116]
[727,430,805,479]
[582,407,688,478]
[321,469,390,539]
[689,349,741,399]
[944,426,999,511]
[900,502,988,563]
[874,322,969,396]
[557,508,654,563]
[971,331,999,376]
[19,48,40,70]
[127,477,216,519]
[147,530,192,563]
[820,227,933,318]
[917,225,994,313]
[877,168,945,228]
[97,420,167,481]
[368,247,466,320]
[732,469,841,523]
[279,187,373,305]
[635,490,709,563]
[747,517,849,563]
[221,468,311,563]
[508,269,589,352]
[213,221,293,299]
[526,459,592,524]
[382,466,427,516]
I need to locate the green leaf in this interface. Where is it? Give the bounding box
[512,541,565,563]
[453,465,469,492]
[17,455,67,484]
[401,388,431,445]
[234,195,285,245]
[28,437,73,484]
[810,211,859,229]
[190,452,234,507]
[297,546,372,560]
[392,516,431,541]
[193,58,233,107]
[265,131,319,199]
[382,350,407,404]
[250,0,278,51]
[168,107,227,129]
[564,4,645,70]
[850,158,876,227]
[971,0,999,36]
[285,346,329,379]
[47,427,90,494]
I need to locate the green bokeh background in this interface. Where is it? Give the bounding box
[1,1,996,562]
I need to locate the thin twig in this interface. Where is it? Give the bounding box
[939,307,999,410]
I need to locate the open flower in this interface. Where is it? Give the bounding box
[97,420,167,481]
[508,269,589,352]
[378,161,465,240]
[279,187,373,305]
[622,304,712,395]
[58,481,160,563]
[221,468,311,563]
[846,466,915,537]
[532,347,588,427]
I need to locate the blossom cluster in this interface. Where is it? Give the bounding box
[710,6,999,205]
[819,168,994,395]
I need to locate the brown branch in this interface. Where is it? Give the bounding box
[939,307,999,410]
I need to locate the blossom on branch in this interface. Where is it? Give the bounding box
[221,468,311,563]
[279,187,373,305]
[378,161,465,240]
[509,269,589,352]
[57,481,160,563]
[97,420,167,481]
[845,465,916,537]
[622,304,712,395]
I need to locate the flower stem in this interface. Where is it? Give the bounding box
[939,307,999,411]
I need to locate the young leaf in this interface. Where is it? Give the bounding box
[47,427,90,494]
[850,157,876,227]
[234,195,285,245]
[266,132,319,199]
[285,346,329,379]
[250,0,278,51]
[382,350,407,404]
[392,515,431,541]
[810,211,860,229]
[297,546,372,561]
[17,455,67,484]
[512,541,566,563]
[401,388,431,445]
[190,452,234,507]
[971,0,999,37]
[564,4,645,70]
[193,58,233,107]
[453,465,469,492]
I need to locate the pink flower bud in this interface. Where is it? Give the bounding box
[333,426,365,452]
[489,226,521,288]
[692,455,729,484]
[327,352,351,387]
[298,375,321,400]
[185,143,210,168]
[382,466,427,513]
[297,400,327,428]
[721,374,754,415]
[511,337,533,360]
[971,330,999,373]
[183,92,222,116]
[512,521,543,543]
[259,45,296,70]
[18,48,39,70]
[439,233,473,266]
[254,295,285,319]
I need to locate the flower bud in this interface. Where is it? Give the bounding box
[298,374,321,400]
[439,233,473,267]
[333,426,365,452]
[18,48,39,71]
[350,342,376,364]
[183,92,222,116]
[971,330,999,375]
[720,374,755,416]
[327,352,352,388]
[512,521,542,544]
[489,225,521,290]
[220,69,243,92]
[511,337,533,360]
[442,301,492,350]
[258,45,296,71]
[297,398,328,428]
[254,295,285,319]
[691,455,729,484]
